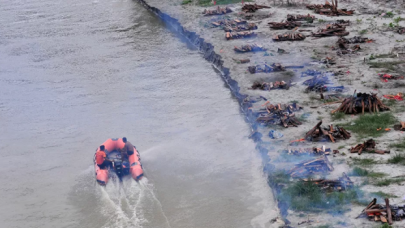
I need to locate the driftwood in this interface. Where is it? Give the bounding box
[305,121,351,142]
[350,139,390,155]
[242,4,270,13]
[332,93,390,114]
[203,6,232,16]
[234,44,267,53]
[226,31,257,40]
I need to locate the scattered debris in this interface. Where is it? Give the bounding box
[224,23,257,32]
[302,172,354,191]
[332,93,390,114]
[203,6,232,16]
[234,44,267,52]
[273,32,306,41]
[305,121,351,142]
[338,36,374,44]
[226,31,257,40]
[248,63,285,74]
[251,80,292,91]
[268,21,302,30]
[242,4,270,13]
[350,139,390,155]
[232,58,250,64]
[253,103,303,128]
[312,24,349,37]
[303,75,346,93]
[289,155,334,177]
[287,14,316,22]
[394,121,405,131]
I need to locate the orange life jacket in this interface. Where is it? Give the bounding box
[96,151,106,165]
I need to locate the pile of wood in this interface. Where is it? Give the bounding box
[242,4,270,13]
[307,0,354,16]
[289,155,334,178]
[251,80,291,91]
[312,24,349,37]
[302,173,354,191]
[350,139,390,155]
[224,23,257,32]
[268,21,302,30]
[305,121,351,142]
[287,14,316,22]
[356,198,405,225]
[254,103,303,127]
[394,121,405,131]
[273,32,306,41]
[211,18,246,27]
[283,146,335,156]
[336,39,361,55]
[226,31,257,40]
[331,93,390,114]
[303,75,346,93]
[338,36,374,44]
[234,44,266,52]
[203,6,232,16]
[248,63,285,74]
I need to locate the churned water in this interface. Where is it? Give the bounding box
[0,0,275,227]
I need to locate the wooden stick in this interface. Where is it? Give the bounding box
[385,198,392,225]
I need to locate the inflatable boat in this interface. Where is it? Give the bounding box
[94,138,143,185]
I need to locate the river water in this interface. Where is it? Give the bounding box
[0,0,275,227]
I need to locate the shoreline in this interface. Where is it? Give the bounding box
[135,0,405,227]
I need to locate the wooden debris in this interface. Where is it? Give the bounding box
[358,199,404,224]
[226,31,257,40]
[304,75,346,93]
[312,24,349,37]
[394,121,405,131]
[242,4,270,13]
[332,93,390,114]
[305,121,351,142]
[253,103,303,128]
[268,21,302,30]
[211,18,247,27]
[350,139,390,155]
[203,6,232,16]
[273,32,306,41]
[338,36,374,44]
[248,63,285,74]
[289,155,333,177]
[251,80,291,91]
[234,44,267,53]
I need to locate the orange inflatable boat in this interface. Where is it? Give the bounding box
[93,138,143,185]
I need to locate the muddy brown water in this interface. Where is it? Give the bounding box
[0,0,275,227]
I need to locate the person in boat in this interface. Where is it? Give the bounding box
[96,145,113,169]
[120,137,134,161]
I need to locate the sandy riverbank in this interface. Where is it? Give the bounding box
[138,0,405,227]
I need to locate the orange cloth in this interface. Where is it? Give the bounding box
[96,151,106,165]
